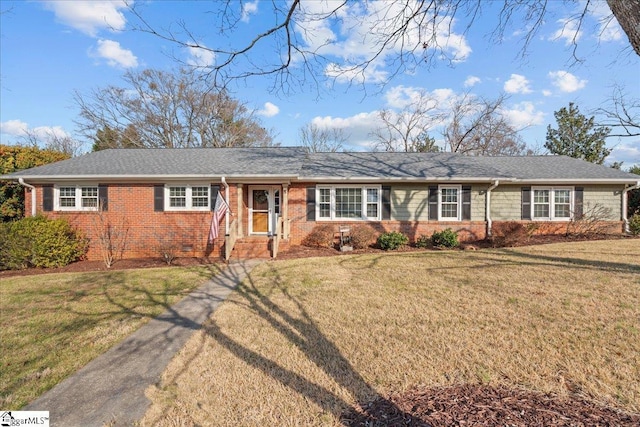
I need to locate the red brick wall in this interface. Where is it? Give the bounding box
[27,183,237,261]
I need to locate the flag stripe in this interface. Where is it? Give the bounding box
[208,194,229,243]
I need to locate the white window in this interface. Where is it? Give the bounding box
[316,186,381,221]
[439,185,461,221]
[532,187,573,221]
[55,185,99,211]
[165,185,210,211]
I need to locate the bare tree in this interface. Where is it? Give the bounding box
[20,129,83,157]
[74,68,275,149]
[372,90,445,152]
[444,93,530,156]
[594,84,639,138]
[299,123,347,152]
[128,1,639,91]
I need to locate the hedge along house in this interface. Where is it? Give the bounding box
[3,147,639,261]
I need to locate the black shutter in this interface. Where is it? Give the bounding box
[306,187,316,221]
[98,184,108,211]
[381,186,391,220]
[521,187,531,220]
[461,185,471,220]
[42,185,53,212]
[154,185,164,212]
[574,187,583,220]
[428,186,438,220]
[211,185,220,210]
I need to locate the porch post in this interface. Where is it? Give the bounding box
[282,183,289,239]
[237,184,244,237]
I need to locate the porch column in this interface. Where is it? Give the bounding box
[282,184,289,239]
[237,184,244,237]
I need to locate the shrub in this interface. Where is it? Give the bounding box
[491,222,529,247]
[629,214,640,236]
[415,235,431,248]
[349,224,377,249]
[302,224,335,248]
[431,228,459,248]
[377,231,408,251]
[0,215,86,270]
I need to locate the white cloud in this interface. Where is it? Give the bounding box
[548,70,587,93]
[504,74,532,94]
[608,141,640,169]
[464,75,481,87]
[311,111,381,150]
[550,18,583,45]
[542,89,553,97]
[93,39,138,68]
[42,0,128,37]
[0,120,69,139]
[186,44,215,68]
[384,85,454,110]
[241,0,259,23]
[0,119,29,136]
[294,1,471,85]
[588,1,623,42]
[257,102,280,117]
[501,102,545,130]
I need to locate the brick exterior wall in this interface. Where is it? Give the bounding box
[27,183,238,261]
[25,181,626,261]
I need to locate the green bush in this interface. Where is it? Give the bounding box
[415,235,431,248]
[431,228,459,248]
[377,231,408,251]
[629,214,640,236]
[0,215,87,270]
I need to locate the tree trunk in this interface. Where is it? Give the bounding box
[607,0,640,56]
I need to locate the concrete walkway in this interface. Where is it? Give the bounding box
[25,260,262,427]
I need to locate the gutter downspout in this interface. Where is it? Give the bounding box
[622,181,640,233]
[18,178,36,217]
[486,180,499,237]
[221,177,230,234]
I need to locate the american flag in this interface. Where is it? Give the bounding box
[208,193,229,244]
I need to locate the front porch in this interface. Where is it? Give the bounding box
[222,183,291,260]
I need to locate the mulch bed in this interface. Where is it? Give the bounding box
[342,384,640,426]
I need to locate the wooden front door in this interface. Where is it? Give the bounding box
[249,187,279,235]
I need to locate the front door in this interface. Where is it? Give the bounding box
[249,187,280,235]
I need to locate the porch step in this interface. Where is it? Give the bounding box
[229,237,290,260]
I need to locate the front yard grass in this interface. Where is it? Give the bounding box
[0,265,217,409]
[142,240,640,426]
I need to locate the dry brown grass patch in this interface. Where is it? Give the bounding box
[142,240,640,426]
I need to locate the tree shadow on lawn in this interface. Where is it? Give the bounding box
[202,263,429,425]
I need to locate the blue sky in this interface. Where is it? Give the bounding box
[1,1,639,168]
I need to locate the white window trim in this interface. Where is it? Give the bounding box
[316,185,382,221]
[438,185,462,221]
[531,186,574,221]
[54,184,99,212]
[164,184,211,212]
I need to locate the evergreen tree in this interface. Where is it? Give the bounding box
[545,103,611,164]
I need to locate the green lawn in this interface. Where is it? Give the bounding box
[140,240,640,426]
[0,265,218,409]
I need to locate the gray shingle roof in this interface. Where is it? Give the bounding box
[2,147,308,178]
[2,147,638,183]
[301,152,639,181]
